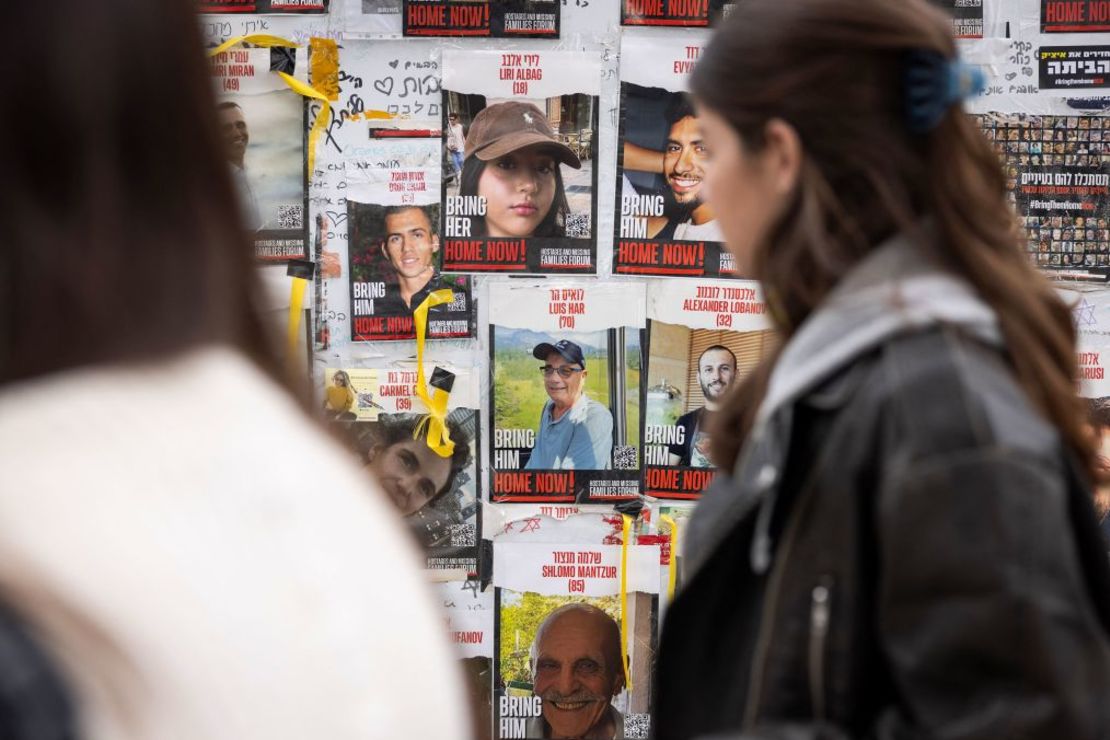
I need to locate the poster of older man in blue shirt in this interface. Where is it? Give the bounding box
[525,339,614,470]
[488,281,646,503]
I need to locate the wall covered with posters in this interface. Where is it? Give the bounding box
[198,0,1110,736]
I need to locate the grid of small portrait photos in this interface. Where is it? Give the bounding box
[979,112,1110,271]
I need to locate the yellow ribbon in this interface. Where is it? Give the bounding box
[620,514,633,693]
[286,275,308,378]
[412,289,457,458]
[659,515,679,602]
[207,34,331,174]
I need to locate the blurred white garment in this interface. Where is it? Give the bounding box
[0,346,470,740]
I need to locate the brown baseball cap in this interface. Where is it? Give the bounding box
[463,101,581,169]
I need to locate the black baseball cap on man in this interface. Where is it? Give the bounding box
[533,339,586,369]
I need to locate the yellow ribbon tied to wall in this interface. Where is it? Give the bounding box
[412,289,457,458]
[620,513,634,692]
[659,514,679,602]
[207,34,332,174]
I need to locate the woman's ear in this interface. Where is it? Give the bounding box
[761,118,803,196]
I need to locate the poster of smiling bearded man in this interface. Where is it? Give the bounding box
[346,139,474,341]
[614,28,744,280]
[493,541,660,740]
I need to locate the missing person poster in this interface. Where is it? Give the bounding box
[1042,0,1110,32]
[199,0,328,12]
[403,0,559,38]
[642,280,773,498]
[977,109,1110,273]
[493,542,659,740]
[620,0,731,27]
[488,281,645,504]
[346,140,474,341]
[327,366,481,575]
[1040,47,1110,89]
[614,30,738,279]
[347,0,403,34]
[441,50,600,275]
[440,581,496,738]
[211,47,307,262]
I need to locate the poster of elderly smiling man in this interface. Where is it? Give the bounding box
[488,281,645,504]
[493,541,659,740]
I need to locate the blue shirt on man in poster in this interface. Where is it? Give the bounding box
[525,395,614,470]
[524,338,615,471]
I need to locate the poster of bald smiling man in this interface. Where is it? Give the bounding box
[493,542,660,740]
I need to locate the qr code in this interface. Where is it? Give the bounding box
[624,713,650,739]
[613,445,638,470]
[277,204,303,229]
[448,523,476,547]
[566,212,591,239]
[447,292,467,311]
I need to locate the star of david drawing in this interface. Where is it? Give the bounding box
[521,517,541,533]
[1076,298,1098,328]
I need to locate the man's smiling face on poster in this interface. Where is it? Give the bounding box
[531,605,623,739]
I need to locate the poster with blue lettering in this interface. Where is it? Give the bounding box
[441,50,600,274]
[488,281,645,504]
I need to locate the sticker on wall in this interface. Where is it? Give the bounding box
[211,47,308,262]
[441,50,600,274]
[642,279,773,499]
[403,0,559,38]
[488,281,645,504]
[927,0,983,38]
[326,365,482,576]
[614,30,740,279]
[1039,47,1110,89]
[346,140,475,341]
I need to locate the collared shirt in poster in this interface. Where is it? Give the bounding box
[211,47,308,262]
[488,282,645,503]
[199,0,329,12]
[441,50,600,275]
[1042,0,1110,32]
[643,279,772,499]
[346,142,475,341]
[403,0,559,38]
[327,366,482,575]
[620,0,732,27]
[492,542,659,740]
[614,30,739,279]
[1040,46,1110,89]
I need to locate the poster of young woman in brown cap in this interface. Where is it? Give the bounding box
[441,50,599,274]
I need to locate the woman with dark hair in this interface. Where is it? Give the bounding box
[0,2,469,738]
[456,101,578,238]
[654,0,1110,737]
[355,414,474,516]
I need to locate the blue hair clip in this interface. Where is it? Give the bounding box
[904,50,986,134]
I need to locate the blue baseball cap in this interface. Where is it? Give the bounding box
[533,339,586,369]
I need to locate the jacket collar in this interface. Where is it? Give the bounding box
[683,229,1002,580]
